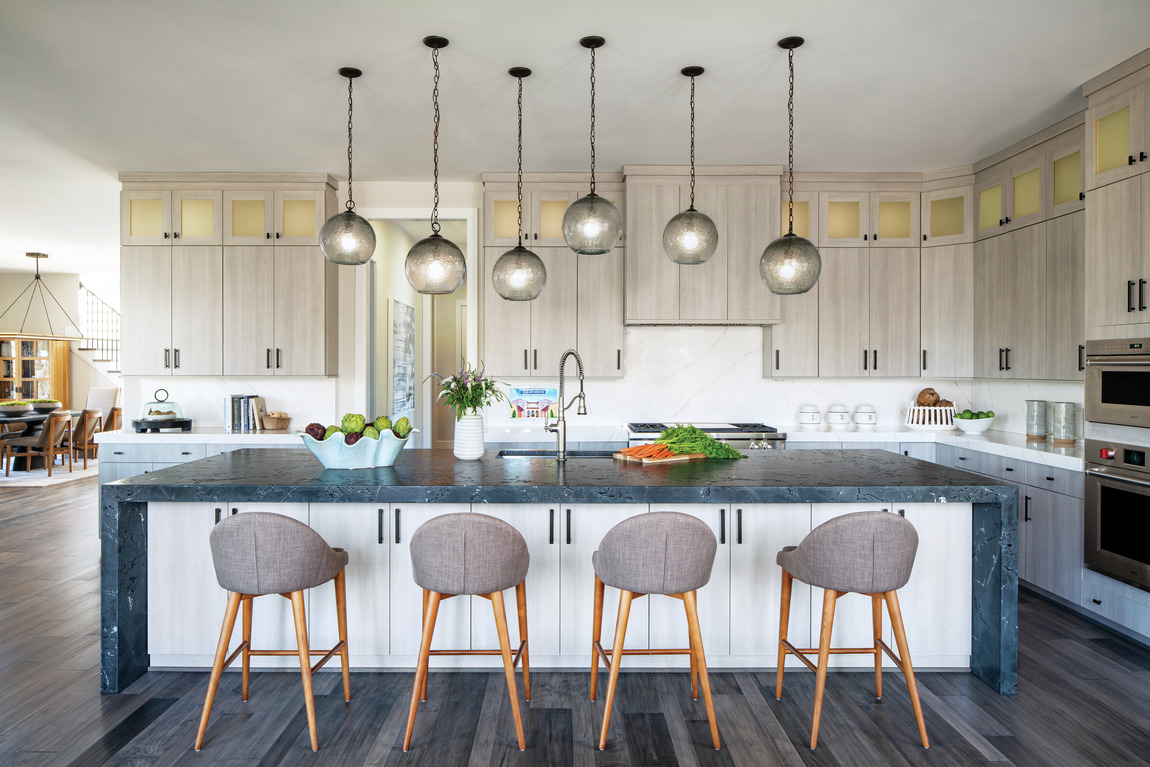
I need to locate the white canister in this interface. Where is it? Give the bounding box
[826,404,851,432]
[853,404,878,431]
[797,404,822,431]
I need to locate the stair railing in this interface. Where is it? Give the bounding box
[78,283,120,374]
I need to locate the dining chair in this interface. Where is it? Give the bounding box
[4,412,72,477]
[66,408,103,469]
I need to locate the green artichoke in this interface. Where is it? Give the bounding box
[392,416,412,439]
[373,415,392,432]
[324,425,340,439]
[363,425,380,440]
[341,413,366,434]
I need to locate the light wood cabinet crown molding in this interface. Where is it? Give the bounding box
[119,172,338,190]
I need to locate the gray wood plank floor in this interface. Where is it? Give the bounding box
[3,477,1149,766]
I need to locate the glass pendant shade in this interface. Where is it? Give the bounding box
[760,232,822,294]
[562,193,622,255]
[492,246,546,300]
[663,208,718,264]
[319,210,376,265]
[405,233,466,294]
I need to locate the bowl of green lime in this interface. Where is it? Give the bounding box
[953,409,995,434]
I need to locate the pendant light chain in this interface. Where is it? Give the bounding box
[786,47,795,235]
[517,73,524,247]
[431,46,442,235]
[589,46,597,194]
[345,75,355,211]
[689,74,696,210]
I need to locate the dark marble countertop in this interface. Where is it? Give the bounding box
[103,448,1015,505]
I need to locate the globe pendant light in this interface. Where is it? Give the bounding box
[319,67,377,266]
[562,36,622,256]
[664,66,718,264]
[492,68,547,301]
[405,36,466,294]
[761,36,821,295]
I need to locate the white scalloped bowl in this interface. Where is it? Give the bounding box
[954,416,995,434]
[301,428,418,469]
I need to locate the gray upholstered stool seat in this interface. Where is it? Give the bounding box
[591,511,721,751]
[404,513,531,752]
[195,512,351,753]
[775,510,928,749]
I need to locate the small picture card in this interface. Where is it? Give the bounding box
[508,387,558,419]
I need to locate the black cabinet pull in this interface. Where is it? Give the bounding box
[617,349,621,370]
[276,232,281,239]
[378,508,385,544]
[904,450,909,456]
[276,348,282,368]
[549,508,555,544]
[1129,281,1137,312]
[266,232,271,239]
[231,508,238,516]
[736,508,743,545]
[266,348,272,369]
[1004,348,1011,371]
[872,349,877,371]
[1093,598,1102,605]
[1046,476,1054,482]
[164,348,171,369]
[1142,152,1148,162]
[775,349,780,371]
[215,507,222,524]
[1078,344,1085,372]
[180,451,191,455]
[998,348,1004,371]
[395,508,401,543]
[863,349,868,371]
[1005,467,1013,472]
[922,349,927,370]
[1079,192,1085,201]
[1023,496,1031,522]
[174,348,180,369]
[863,233,868,241]
[524,349,528,370]
[897,509,905,517]
[719,508,726,544]
[173,231,180,239]
[113,451,124,455]
[1004,216,1011,224]
[163,232,170,239]
[533,350,538,370]
[1140,279,1147,311]
[873,233,878,241]
[999,218,1004,227]
[1130,155,1138,166]
[534,232,538,240]
[958,456,967,461]
[566,508,571,545]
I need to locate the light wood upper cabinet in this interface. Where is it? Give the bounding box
[170,246,222,375]
[485,190,580,247]
[976,149,1049,240]
[678,185,728,321]
[1085,83,1148,190]
[1085,174,1149,329]
[481,246,532,376]
[223,191,274,245]
[766,286,819,378]
[1048,130,1085,218]
[728,184,782,323]
[577,249,624,377]
[817,249,870,376]
[817,191,918,248]
[121,190,222,246]
[921,186,974,247]
[624,184,681,322]
[273,191,325,246]
[920,244,974,378]
[974,225,1047,379]
[223,247,276,375]
[871,193,921,247]
[868,248,920,377]
[1046,212,1085,381]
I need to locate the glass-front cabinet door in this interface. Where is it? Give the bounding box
[1086,85,1146,190]
[869,193,920,247]
[975,170,1008,240]
[921,186,973,247]
[170,190,222,246]
[223,191,274,245]
[818,192,870,247]
[273,191,325,246]
[1049,129,1086,217]
[1009,150,1047,230]
[120,190,171,246]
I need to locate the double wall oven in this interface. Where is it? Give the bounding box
[1084,338,1150,591]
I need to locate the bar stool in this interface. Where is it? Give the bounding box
[404,513,531,752]
[775,510,928,749]
[591,512,720,751]
[194,512,350,752]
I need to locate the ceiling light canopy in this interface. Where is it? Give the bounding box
[319,67,376,266]
[492,67,547,301]
[664,66,718,265]
[406,36,466,294]
[761,36,821,295]
[563,36,623,256]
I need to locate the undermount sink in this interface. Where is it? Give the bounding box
[497,449,616,458]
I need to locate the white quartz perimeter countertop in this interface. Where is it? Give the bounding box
[95,427,300,445]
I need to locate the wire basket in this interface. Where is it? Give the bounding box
[904,404,956,431]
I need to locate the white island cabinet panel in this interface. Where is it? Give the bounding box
[729,504,813,665]
[559,505,651,657]
[389,504,472,658]
[470,504,562,657]
[309,503,390,662]
[647,505,730,662]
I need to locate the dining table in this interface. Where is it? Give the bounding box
[1,410,76,471]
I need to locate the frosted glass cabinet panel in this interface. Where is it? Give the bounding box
[171,191,222,245]
[121,190,171,246]
[484,190,579,247]
[224,191,274,245]
[273,191,325,245]
[819,193,869,247]
[818,191,919,247]
[1085,84,1147,190]
[921,185,973,247]
[1048,128,1086,217]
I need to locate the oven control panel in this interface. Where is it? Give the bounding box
[1087,439,1149,472]
[1086,338,1150,356]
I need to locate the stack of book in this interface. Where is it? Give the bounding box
[226,395,266,432]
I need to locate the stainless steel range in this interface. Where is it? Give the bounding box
[626,422,787,450]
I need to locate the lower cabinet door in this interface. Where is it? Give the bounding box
[389,504,472,657]
[559,505,650,657]
[1023,487,1084,602]
[309,503,390,662]
[730,504,812,662]
[231,502,308,667]
[469,504,561,657]
[148,502,228,662]
[647,505,730,663]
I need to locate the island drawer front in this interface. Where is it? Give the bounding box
[943,447,1022,480]
[1025,463,1084,498]
[102,443,208,464]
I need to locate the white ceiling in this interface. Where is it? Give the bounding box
[2,0,1149,302]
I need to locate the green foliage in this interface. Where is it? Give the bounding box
[654,424,746,459]
[427,361,507,421]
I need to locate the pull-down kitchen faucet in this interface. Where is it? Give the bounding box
[546,349,587,461]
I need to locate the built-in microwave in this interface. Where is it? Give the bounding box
[1085,438,1150,591]
[1085,338,1150,428]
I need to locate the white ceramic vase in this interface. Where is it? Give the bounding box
[453,412,486,460]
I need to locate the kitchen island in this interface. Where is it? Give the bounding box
[101,448,1017,695]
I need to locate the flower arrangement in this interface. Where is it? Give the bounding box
[428,361,507,421]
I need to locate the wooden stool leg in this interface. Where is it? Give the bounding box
[420,589,430,702]
[589,574,605,701]
[886,590,929,749]
[689,630,698,701]
[810,588,838,750]
[404,590,441,752]
[335,569,351,702]
[515,580,531,701]
[776,569,793,700]
[493,590,527,751]
[684,590,720,750]
[872,594,883,701]
[290,590,319,751]
[598,589,634,750]
[195,591,242,751]
[241,595,252,701]
[45,447,52,477]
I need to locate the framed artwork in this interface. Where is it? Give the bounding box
[391,299,416,415]
[508,387,558,419]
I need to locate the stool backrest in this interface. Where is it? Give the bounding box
[409,513,529,595]
[596,511,717,595]
[790,511,918,594]
[209,512,345,595]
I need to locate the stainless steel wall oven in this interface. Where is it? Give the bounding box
[1085,338,1150,428]
[1084,437,1150,591]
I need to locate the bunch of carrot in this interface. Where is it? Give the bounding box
[617,443,676,460]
